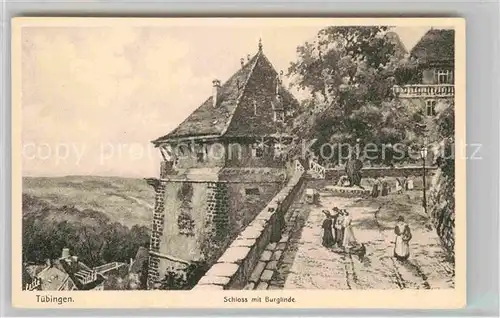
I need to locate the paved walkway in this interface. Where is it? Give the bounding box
[281,192,455,290]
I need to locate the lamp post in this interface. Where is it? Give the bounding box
[420,140,428,216]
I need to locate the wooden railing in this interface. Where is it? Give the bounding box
[392,84,454,98]
[309,160,326,179]
[94,262,125,274]
[25,277,41,291]
[75,269,98,284]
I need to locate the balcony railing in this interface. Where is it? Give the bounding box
[392,84,454,98]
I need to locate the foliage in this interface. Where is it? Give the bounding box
[22,194,150,268]
[428,102,455,260]
[286,26,425,165]
[158,261,208,290]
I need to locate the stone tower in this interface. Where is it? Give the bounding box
[146,41,299,288]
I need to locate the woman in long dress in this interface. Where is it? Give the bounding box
[321,211,335,248]
[334,211,345,247]
[407,176,414,190]
[342,211,357,250]
[380,178,389,196]
[371,177,380,198]
[393,216,412,261]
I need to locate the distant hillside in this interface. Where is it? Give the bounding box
[23,176,155,228]
[22,192,150,267]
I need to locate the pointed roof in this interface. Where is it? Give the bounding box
[384,31,407,57]
[410,29,454,65]
[153,44,299,145]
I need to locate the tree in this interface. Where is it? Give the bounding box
[287,26,423,165]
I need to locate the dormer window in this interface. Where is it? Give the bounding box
[436,69,453,84]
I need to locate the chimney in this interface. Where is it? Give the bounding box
[247,54,251,62]
[212,79,221,108]
[61,247,70,259]
[240,58,244,68]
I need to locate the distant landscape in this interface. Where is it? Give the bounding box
[22,176,153,267]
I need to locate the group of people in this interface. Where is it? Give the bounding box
[321,208,413,261]
[371,176,415,198]
[321,207,356,250]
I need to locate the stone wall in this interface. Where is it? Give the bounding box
[147,181,166,287]
[193,172,305,290]
[324,166,438,181]
[428,169,455,260]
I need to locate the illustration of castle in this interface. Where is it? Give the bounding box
[146,40,300,288]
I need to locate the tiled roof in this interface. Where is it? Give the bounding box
[410,29,454,64]
[37,264,70,291]
[153,47,299,144]
[34,258,106,291]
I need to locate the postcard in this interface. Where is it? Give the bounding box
[12,17,466,309]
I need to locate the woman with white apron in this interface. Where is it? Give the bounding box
[393,216,412,261]
[342,210,357,251]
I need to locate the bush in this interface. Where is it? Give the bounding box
[158,261,208,290]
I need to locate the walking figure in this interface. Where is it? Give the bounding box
[407,176,414,190]
[393,216,412,261]
[342,210,357,251]
[321,210,335,248]
[334,210,345,247]
[371,177,380,198]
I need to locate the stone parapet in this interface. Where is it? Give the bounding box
[323,186,371,198]
[193,172,305,290]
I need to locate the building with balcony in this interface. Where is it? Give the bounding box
[393,28,455,117]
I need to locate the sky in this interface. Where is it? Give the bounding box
[20,19,437,178]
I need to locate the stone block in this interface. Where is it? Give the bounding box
[259,270,274,282]
[279,234,290,244]
[265,243,277,251]
[255,211,273,221]
[231,238,256,248]
[217,246,251,264]
[205,263,239,278]
[249,261,267,283]
[239,226,263,240]
[256,282,269,290]
[193,284,224,290]
[265,260,278,271]
[197,275,231,286]
[260,250,273,262]
[276,242,287,251]
[271,249,283,261]
[243,282,255,290]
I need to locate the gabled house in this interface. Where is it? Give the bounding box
[146,41,300,288]
[393,28,455,118]
[23,248,107,291]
